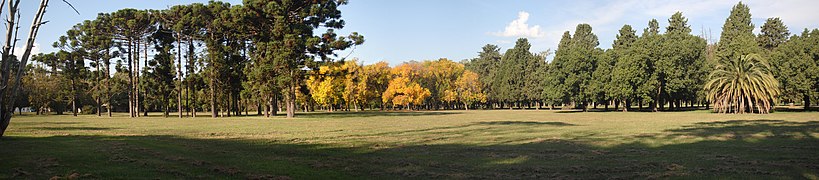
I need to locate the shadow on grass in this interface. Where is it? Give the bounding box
[295,111,461,119]
[1,119,817,179]
[475,121,576,126]
[27,127,119,131]
[774,106,817,112]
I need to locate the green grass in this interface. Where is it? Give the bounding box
[1,110,818,179]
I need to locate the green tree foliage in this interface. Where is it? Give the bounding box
[143,24,177,117]
[771,29,819,109]
[757,17,790,51]
[544,31,572,108]
[360,61,391,110]
[717,2,759,62]
[464,44,501,107]
[495,38,534,108]
[609,24,641,111]
[243,0,363,118]
[706,54,779,113]
[565,24,601,110]
[659,12,708,111]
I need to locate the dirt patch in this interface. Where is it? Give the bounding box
[35,158,61,169]
[211,166,242,175]
[11,168,31,178]
[246,174,292,180]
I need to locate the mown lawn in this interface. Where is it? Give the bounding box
[1,110,818,179]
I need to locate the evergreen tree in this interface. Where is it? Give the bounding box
[544,31,572,109]
[660,12,707,110]
[464,44,501,108]
[609,24,638,111]
[495,38,533,109]
[771,29,819,110]
[565,24,600,111]
[717,2,759,62]
[757,17,790,51]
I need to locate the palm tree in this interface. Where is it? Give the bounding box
[705,54,779,114]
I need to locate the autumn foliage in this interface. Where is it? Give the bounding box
[306,59,486,111]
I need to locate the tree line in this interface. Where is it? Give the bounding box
[20,0,363,119]
[11,1,819,120]
[464,2,817,113]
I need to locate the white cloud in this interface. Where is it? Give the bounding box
[493,11,545,38]
[11,42,41,59]
[746,0,819,30]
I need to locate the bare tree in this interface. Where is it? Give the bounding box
[1,0,50,137]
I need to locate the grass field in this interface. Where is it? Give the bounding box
[1,110,818,179]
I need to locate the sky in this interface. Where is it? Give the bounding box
[8,0,819,66]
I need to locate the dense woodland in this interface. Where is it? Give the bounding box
[8,1,819,119]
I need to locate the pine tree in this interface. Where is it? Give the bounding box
[757,17,790,51]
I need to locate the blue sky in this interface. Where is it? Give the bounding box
[10,0,819,65]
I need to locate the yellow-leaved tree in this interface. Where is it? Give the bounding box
[341,60,363,111]
[456,70,487,110]
[382,62,431,110]
[306,63,344,112]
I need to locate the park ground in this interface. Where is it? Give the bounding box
[1,110,818,179]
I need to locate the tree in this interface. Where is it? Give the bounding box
[564,24,601,111]
[544,31,572,109]
[383,62,430,110]
[243,0,363,118]
[641,19,663,111]
[306,62,344,111]
[495,38,533,109]
[609,24,638,111]
[110,9,155,117]
[757,17,789,51]
[771,29,819,110]
[589,49,612,110]
[144,24,177,117]
[705,54,779,113]
[420,58,463,110]
[1,0,53,137]
[465,44,501,108]
[54,23,90,116]
[360,61,391,110]
[717,2,759,64]
[660,12,707,111]
[455,70,486,110]
[340,59,363,111]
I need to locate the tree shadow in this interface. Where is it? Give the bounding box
[665,120,819,141]
[475,121,576,126]
[296,111,462,119]
[1,119,817,179]
[14,121,82,126]
[27,127,119,131]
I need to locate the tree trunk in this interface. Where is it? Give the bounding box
[652,85,660,112]
[286,71,296,118]
[96,57,101,116]
[177,32,183,118]
[135,39,141,117]
[106,48,112,117]
[128,38,134,117]
[805,94,812,111]
[264,97,270,118]
[211,78,217,118]
[72,78,77,116]
[188,38,196,118]
[622,99,628,112]
[163,96,169,118]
